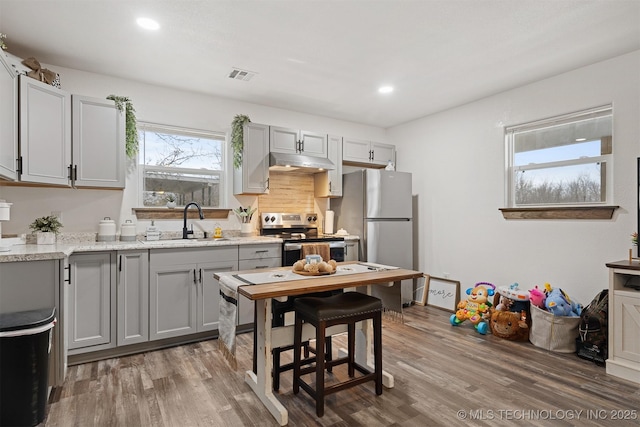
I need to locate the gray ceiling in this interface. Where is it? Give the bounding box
[1,0,639,128]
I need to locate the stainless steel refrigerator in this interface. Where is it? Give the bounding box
[333,169,414,305]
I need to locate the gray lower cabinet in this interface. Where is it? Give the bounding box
[149,247,238,340]
[116,250,149,346]
[344,240,359,262]
[67,252,116,353]
[237,243,282,326]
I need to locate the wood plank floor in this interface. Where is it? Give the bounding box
[45,305,640,426]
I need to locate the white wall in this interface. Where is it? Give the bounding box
[389,50,640,305]
[0,65,386,236]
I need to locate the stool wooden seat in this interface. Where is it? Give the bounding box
[292,292,383,417]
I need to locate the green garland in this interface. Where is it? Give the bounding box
[231,114,251,169]
[107,95,139,159]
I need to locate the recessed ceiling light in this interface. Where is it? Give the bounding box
[137,17,160,31]
[575,138,587,142]
[378,86,394,94]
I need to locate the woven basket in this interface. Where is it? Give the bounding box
[529,304,580,353]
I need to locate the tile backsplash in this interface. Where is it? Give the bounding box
[257,171,329,231]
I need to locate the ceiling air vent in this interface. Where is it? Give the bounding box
[228,68,257,82]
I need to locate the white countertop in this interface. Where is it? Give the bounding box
[0,234,360,263]
[0,236,281,263]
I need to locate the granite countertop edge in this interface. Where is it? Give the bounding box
[0,235,360,263]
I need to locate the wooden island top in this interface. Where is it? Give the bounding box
[215,262,424,301]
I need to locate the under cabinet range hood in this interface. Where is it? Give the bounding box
[269,152,335,172]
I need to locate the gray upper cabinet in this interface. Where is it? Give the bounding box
[270,126,328,158]
[343,137,395,167]
[117,250,149,346]
[234,122,270,195]
[17,76,124,188]
[0,52,18,180]
[72,95,125,188]
[18,75,72,185]
[315,135,343,197]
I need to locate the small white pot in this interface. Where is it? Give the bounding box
[166,201,176,209]
[36,232,56,245]
[241,223,254,237]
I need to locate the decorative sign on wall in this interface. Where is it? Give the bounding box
[424,276,460,312]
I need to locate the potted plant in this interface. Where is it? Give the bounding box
[231,114,251,169]
[107,95,138,159]
[234,206,256,236]
[166,194,177,209]
[29,215,63,244]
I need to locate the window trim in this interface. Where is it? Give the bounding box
[504,105,613,210]
[137,121,227,209]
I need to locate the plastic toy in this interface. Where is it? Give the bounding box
[450,282,495,334]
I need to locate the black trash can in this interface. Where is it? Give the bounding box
[0,308,56,427]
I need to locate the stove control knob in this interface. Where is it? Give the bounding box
[264,215,270,222]
[270,216,276,222]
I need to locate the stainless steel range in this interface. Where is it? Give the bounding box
[260,212,346,266]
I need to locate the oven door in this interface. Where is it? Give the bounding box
[282,241,346,266]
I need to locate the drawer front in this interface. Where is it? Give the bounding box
[239,244,282,260]
[151,246,238,266]
[239,257,282,270]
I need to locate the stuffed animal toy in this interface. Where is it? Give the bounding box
[495,295,513,312]
[528,285,547,309]
[450,282,495,334]
[545,288,581,316]
[489,308,529,341]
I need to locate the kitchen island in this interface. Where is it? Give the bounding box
[215,262,423,426]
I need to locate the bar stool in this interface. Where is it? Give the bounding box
[271,297,333,391]
[292,292,383,417]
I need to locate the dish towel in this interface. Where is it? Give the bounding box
[301,243,330,262]
[219,275,241,370]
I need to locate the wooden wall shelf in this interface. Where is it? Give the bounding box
[499,206,618,220]
[133,208,231,220]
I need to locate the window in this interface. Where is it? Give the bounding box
[138,123,226,207]
[505,105,612,207]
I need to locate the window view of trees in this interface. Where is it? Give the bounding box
[515,169,602,205]
[506,105,612,207]
[139,124,225,207]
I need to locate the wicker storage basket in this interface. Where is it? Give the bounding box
[529,304,580,353]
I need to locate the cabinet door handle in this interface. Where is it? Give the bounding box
[266,177,270,190]
[64,265,71,284]
[68,164,73,180]
[255,265,269,269]
[118,255,122,272]
[193,269,197,284]
[329,181,332,192]
[255,250,268,254]
[199,268,202,284]
[370,150,374,161]
[16,157,22,174]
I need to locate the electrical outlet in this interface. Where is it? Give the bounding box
[51,211,62,222]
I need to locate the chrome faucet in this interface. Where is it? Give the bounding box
[183,202,205,239]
